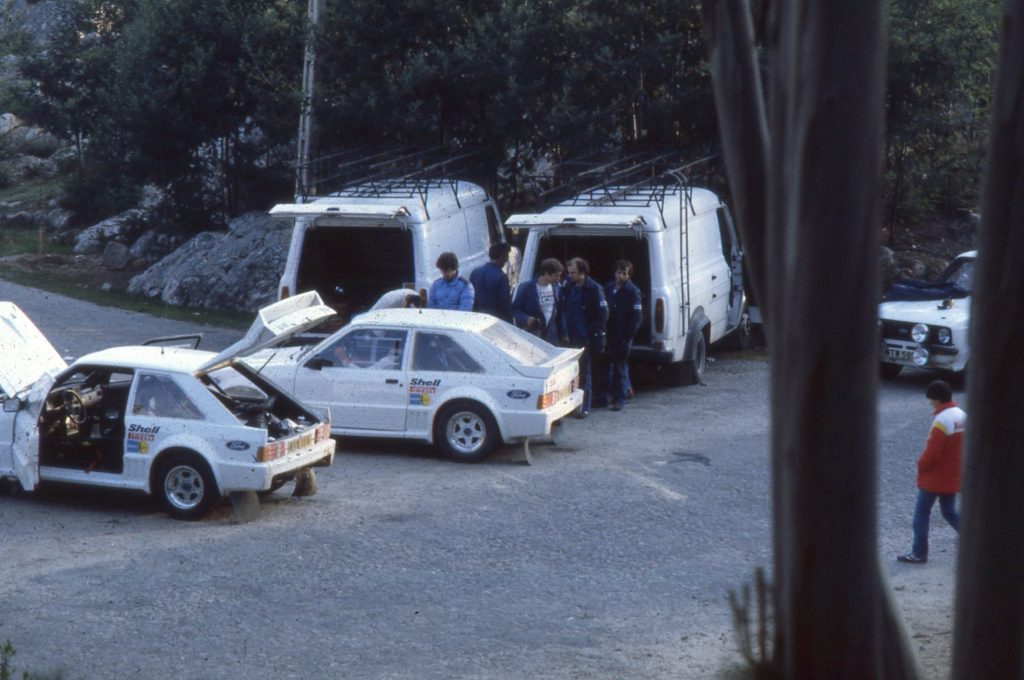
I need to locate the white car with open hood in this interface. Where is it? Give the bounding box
[0,292,337,519]
[248,308,584,463]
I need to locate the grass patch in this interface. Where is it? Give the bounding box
[0,177,64,206]
[0,228,73,258]
[0,265,253,330]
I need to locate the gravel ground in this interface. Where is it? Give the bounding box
[0,280,958,679]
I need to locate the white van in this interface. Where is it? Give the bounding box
[507,175,747,384]
[271,178,505,327]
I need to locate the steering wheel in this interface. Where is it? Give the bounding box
[63,389,88,425]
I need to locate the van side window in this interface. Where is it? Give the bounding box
[485,205,502,246]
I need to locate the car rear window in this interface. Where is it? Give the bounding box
[479,322,562,365]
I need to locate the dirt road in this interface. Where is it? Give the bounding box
[0,281,957,678]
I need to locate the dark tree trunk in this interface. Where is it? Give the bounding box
[953,3,1024,677]
[703,1,918,676]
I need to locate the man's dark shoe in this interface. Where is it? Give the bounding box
[575,410,589,419]
[897,552,927,564]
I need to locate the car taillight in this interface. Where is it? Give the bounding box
[655,298,665,333]
[537,390,555,410]
[257,440,286,462]
[314,422,331,442]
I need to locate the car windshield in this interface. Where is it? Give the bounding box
[940,258,974,293]
[479,321,562,365]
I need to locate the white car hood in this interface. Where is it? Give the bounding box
[197,291,336,374]
[0,302,68,396]
[879,297,971,328]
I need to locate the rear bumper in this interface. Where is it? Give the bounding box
[501,389,583,440]
[628,346,675,364]
[216,438,336,492]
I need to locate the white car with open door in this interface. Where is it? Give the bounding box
[0,292,337,520]
[248,308,584,463]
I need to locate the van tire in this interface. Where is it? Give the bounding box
[435,402,498,463]
[155,452,219,520]
[679,331,707,386]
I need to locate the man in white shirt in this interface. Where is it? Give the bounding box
[512,258,564,344]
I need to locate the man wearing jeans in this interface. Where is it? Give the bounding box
[897,380,966,564]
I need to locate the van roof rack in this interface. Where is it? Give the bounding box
[519,151,723,219]
[294,146,493,210]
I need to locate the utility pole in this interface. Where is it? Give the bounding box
[296,0,325,202]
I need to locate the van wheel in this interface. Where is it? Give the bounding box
[435,402,498,463]
[679,332,707,385]
[156,452,218,520]
[880,363,902,379]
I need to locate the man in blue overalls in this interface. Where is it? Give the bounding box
[599,259,643,411]
[559,257,608,418]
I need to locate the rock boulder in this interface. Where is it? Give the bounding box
[127,211,291,312]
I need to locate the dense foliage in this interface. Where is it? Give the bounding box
[0,0,999,233]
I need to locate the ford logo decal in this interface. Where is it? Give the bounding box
[507,389,531,399]
[226,440,250,451]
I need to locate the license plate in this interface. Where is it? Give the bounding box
[885,348,913,361]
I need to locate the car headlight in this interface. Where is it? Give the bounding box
[912,347,930,366]
[911,323,929,343]
[936,327,952,345]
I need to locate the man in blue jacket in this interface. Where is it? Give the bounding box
[428,252,474,310]
[597,259,643,411]
[559,257,608,418]
[469,242,513,322]
[512,257,564,344]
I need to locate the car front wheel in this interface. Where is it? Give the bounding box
[156,452,219,520]
[435,402,499,463]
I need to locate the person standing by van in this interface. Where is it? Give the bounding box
[429,252,474,311]
[559,257,608,418]
[598,259,643,411]
[512,257,564,344]
[470,242,513,322]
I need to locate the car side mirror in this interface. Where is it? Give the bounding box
[3,396,22,413]
[304,357,330,371]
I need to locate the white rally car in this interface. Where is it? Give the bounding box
[878,250,974,378]
[0,292,337,519]
[249,308,583,463]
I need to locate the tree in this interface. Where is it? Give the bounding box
[706,0,1024,677]
[884,0,999,239]
[703,1,916,676]
[952,3,1024,677]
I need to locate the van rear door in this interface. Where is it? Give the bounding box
[271,203,415,322]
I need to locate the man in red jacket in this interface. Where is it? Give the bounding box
[898,380,966,564]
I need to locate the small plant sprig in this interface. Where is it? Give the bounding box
[727,567,780,680]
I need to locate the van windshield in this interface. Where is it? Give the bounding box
[479,321,562,365]
[297,225,414,324]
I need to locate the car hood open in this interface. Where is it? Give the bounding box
[197,291,336,374]
[0,302,68,396]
